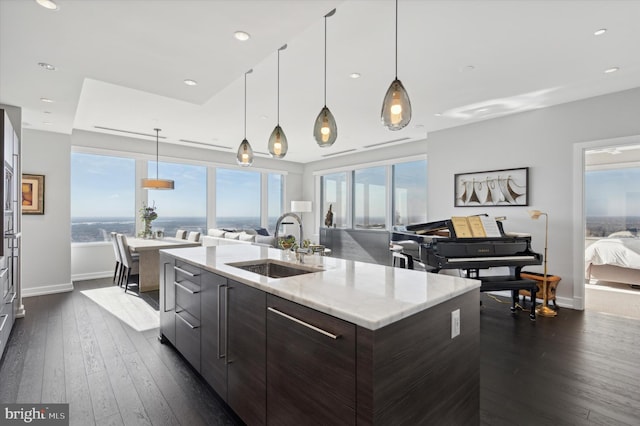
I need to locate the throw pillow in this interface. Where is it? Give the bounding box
[238,232,256,242]
[224,232,241,240]
[255,235,275,247]
[208,228,226,238]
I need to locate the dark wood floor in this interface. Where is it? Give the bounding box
[1,279,639,426]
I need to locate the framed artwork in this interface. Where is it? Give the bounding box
[454,167,528,207]
[22,173,45,215]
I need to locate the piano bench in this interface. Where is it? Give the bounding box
[479,276,538,320]
[518,272,561,309]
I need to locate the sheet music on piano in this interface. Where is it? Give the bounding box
[480,216,502,238]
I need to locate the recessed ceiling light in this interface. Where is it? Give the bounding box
[604,67,619,74]
[234,31,251,41]
[43,121,53,125]
[460,65,475,72]
[594,28,607,36]
[434,113,442,117]
[44,111,51,114]
[38,62,56,71]
[349,73,361,79]
[414,124,424,128]
[36,0,59,10]
[40,97,53,103]
[260,115,268,120]
[183,79,198,86]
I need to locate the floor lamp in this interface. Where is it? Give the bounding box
[529,209,557,317]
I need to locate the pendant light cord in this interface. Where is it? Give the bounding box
[277,48,280,124]
[324,14,327,107]
[395,0,398,79]
[244,72,247,139]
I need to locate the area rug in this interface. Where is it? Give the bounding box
[80,286,159,332]
[586,280,640,321]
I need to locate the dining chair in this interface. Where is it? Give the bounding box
[110,232,123,285]
[176,229,187,239]
[116,233,140,294]
[187,231,201,242]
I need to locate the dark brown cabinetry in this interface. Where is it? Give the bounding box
[227,279,266,425]
[158,254,480,425]
[200,271,227,400]
[266,294,357,425]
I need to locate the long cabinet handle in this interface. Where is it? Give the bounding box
[217,284,227,359]
[224,286,230,364]
[163,262,172,313]
[176,312,199,329]
[267,307,340,340]
[0,268,7,279]
[0,314,7,333]
[174,266,199,277]
[174,281,200,294]
[7,293,16,304]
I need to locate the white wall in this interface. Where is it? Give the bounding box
[22,129,73,296]
[302,87,640,309]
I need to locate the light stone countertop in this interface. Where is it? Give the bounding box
[161,245,480,330]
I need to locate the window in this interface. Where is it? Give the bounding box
[321,172,348,228]
[393,160,427,226]
[267,173,283,233]
[71,152,135,242]
[216,168,261,230]
[354,166,387,229]
[585,167,640,237]
[146,161,207,237]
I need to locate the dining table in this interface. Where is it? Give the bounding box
[126,237,201,292]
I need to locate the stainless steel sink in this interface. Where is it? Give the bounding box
[226,259,322,278]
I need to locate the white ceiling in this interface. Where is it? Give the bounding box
[2,0,640,163]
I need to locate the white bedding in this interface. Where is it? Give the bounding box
[585,237,640,270]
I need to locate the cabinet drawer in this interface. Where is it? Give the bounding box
[266,294,356,425]
[175,310,201,372]
[174,261,201,284]
[175,279,201,320]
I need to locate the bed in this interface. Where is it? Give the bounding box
[585,232,640,287]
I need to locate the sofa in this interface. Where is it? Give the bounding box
[200,228,276,248]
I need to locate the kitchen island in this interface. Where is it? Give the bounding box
[159,244,481,425]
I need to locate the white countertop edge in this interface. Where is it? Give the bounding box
[162,246,481,330]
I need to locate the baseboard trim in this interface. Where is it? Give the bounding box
[22,282,74,298]
[72,271,112,281]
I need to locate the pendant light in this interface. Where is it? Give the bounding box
[381,0,412,130]
[141,128,174,190]
[313,9,337,147]
[268,44,288,158]
[237,69,254,167]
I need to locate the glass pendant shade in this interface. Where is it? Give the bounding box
[313,106,337,147]
[237,138,254,166]
[268,125,288,158]
[381,78,412,130]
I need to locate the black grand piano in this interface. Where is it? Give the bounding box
[391,217,542,320]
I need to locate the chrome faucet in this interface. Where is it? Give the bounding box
[295,247,312,264]
[274,212,303,249]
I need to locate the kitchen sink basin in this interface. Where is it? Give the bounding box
[226,259,322,278]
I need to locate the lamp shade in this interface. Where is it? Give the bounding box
[268,125,288,158]
[528,209,545,219]
[142,128,174,190]
[237,138,254,167]
[313,106,337,147]
[141,178,174,190]
[291,201,312,213]
[381,78,412,130]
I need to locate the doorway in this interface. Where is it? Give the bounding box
[582,140,640,320]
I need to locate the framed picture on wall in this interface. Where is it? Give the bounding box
[454,167,528,207]
[22,173,45,215]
